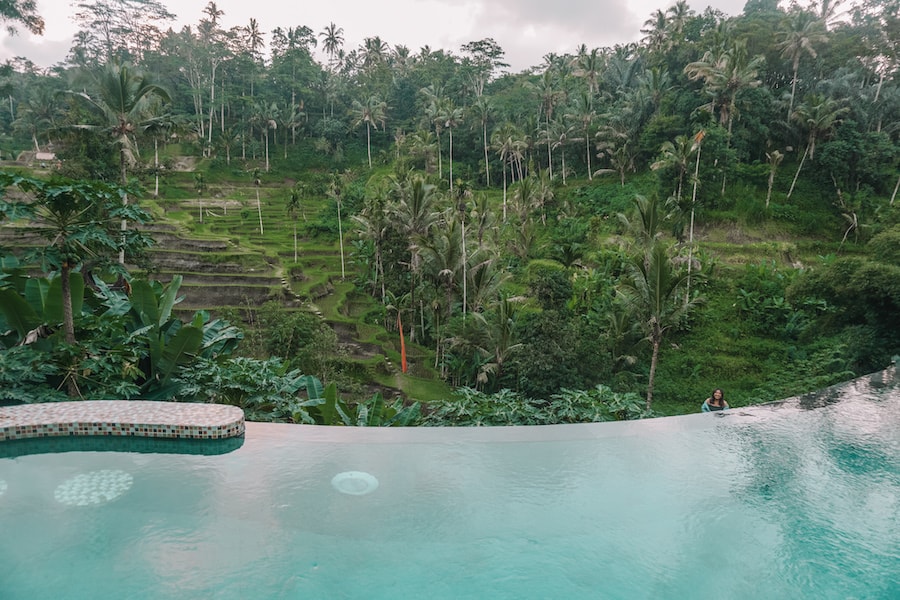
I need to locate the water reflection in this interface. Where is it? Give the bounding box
[0,367,897,600]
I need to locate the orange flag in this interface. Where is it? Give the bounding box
[398,313,408,373]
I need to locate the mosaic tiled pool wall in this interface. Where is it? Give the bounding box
[0,400,245,442]
[0,434,245,458]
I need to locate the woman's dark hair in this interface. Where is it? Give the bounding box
[711,388,724,403]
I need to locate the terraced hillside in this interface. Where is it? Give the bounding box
[145,177,449,401]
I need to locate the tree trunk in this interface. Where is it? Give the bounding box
[449,128,454,191]
[787,143,810,200]
[256,187,264,235]
[646,336,660,411]
[154,138,160,197]
[586,133,592,180]
[366,122,372,168]
[60,261,79,398]
[482,121,490,186]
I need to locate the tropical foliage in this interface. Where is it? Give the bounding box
[1,0,899,422]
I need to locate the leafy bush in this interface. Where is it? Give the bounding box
[419,385,648,426]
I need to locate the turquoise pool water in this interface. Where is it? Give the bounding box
[1,369,898,599]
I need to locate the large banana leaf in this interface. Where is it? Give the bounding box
[23,278,50,319]
[129,279,159,327]
[0,288,40,336]
[303,375,324,401]
[158,275,183,326]
[153,324,203,389]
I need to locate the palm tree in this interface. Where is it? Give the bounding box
[352,192,390,303]
[64,62,170,186]
[420,214,466,369]
[565,91,596,180]
[491,123,524,221]
[442,100,464,190]
[544,118,577,185]
[666,0,691,36]
[787,93,848,198]
[352,95,387,168]
[251,101,279,172]
[328,175,347,279]
[641,9,669,54]
[651,135,694,211]
[451,293,523,390]
[143,112,181,197]
[243,18,265,96]
[471,96,493,185]
[319,22,344,70]
[390,174,440,340]
[11,87,57,153]
[360,36,389,70]
[286,183,303,262]
[684,39,764,141]
[617,241,702,410]
[574,47,603,103]
[62,62,170,263]
[777,11,828,119]
[421,84,446,178]
[408,129,438,174]
[217,126,239,167]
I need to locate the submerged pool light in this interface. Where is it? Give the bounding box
[331,471,379,496]
[54,469,133,506]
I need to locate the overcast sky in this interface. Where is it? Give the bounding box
[2,0,747,73]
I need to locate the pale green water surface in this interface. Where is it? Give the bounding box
[1,368,898,599]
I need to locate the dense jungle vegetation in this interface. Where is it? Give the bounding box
[0,0,898,425]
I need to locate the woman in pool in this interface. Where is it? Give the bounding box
[701,388,729,412]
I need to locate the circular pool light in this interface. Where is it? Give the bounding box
[331,471,379,496]
[0,479,6,496]
[54,469,133,506]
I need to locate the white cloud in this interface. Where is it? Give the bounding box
[1,0,747,72]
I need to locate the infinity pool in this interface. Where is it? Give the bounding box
[1,369,898,599]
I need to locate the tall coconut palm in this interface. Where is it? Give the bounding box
[442,100,464,190]
[684,39,763,141]
[471,96,493,185]
[352,192,390,303]
[251,101,279,172]
[651,135,694,211]
[420,214,466,369]
[641,9,669,54]
[565,91,596,180]
[787,93,848,198]
[352,95,387,168]
[390,174,440,340]
[64,62,170,186]
[490,123,525,221]
[574,47,603,104]
[666,0,691,36]
[421,84,446,178]
[243,18,265,97]
[541,118,577,185]
[62,62,170,263]
[319,22,344,70]
[777,11,828,119]
[360,36,389,70]
[617,241,703,410]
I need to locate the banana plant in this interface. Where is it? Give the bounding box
[302,380,420,426]
[92,275,243,398]
[0,256,85,349]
